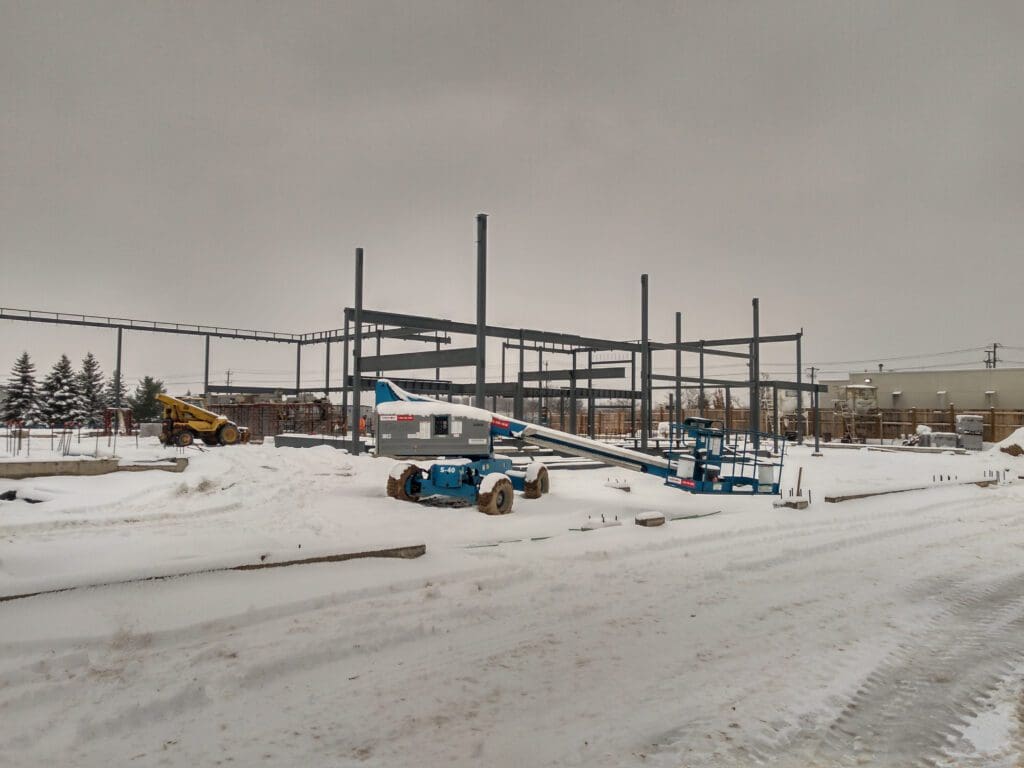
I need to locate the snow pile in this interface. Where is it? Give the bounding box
[995,427,1024,457]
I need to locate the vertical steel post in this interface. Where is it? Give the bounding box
[351,248,363,455]
[630,351,636,440]
[295,344,302,395]
[435,338,441,381]
[203,335,210,398]
[342,316,350,424]
[569,352,578,435]
[475,213,487,408]
[796,331,803,440]
[325,342,331,394]
[814,388,821,454]
[751,297,760,445]
[538,349,544,424]
[515,329,525,419]
[772,384,779,434]
[725,386,732,431]
[114,328,123,408]
[674,313,681,439]
[641,274,649,450]
[699,344,705,417]
[587,350,595,438]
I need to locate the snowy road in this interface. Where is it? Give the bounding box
[1,441,1023,766]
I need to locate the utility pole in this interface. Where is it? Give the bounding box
[986,342,999,369]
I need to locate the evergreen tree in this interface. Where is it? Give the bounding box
[128,376,166,422]
[2,352,43,424]
[104,370,128,409]
[41,354,83,427]
[76,352,106,427]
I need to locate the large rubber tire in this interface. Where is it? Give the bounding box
[217,423,240,446]
[387,463,421,502]
[523,465,550,499]
[173,430,194,447]
[478,477,514,515]
[201,435,219,446]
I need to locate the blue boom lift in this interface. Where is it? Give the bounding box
[374,379,784,514]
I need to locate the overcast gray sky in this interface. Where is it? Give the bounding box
[3,1,1023,394]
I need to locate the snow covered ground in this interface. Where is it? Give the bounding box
[1,435,1023,766]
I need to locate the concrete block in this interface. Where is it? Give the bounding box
[635,511,665,527]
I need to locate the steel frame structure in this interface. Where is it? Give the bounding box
[2,215,823,454]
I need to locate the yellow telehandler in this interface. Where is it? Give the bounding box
[156,394,249,447]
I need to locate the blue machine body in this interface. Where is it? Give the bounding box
[399,456,529,503]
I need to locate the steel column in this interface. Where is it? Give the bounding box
[114,327,123,408]
[772,384,779,434]
[587,350,595,438]
[699,344,705,417]
[515,329,525,419]
[751,298,760,444]
[351,248,364,455]
[475,213,487,408]
[796,331,803,440]
[538,350,544,424]
[569,352,577,435]
[203,335,210,398]
[640,274,649,450]
[725,386,731,430]
[674,312,681,433]
[342,316,350,425]
[295,344,302,395]
[630,352,636,437]
[325,342,330,395]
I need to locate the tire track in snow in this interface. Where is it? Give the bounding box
[732,571,1024,766]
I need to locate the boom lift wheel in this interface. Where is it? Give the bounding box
[478,477,514,515]
[173,430,194,447]
[217,423,240,446]
[523,464,550,499]
[387,463,422,502]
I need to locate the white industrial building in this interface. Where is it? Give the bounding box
[823,368,1024,410]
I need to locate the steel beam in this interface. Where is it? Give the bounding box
[346,308,638,352]
[699,332,800,347]
[519,367,626,381]
[358,347,477,373]
[647,342,748,359]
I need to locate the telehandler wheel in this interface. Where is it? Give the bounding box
[217,423,241,446]
[387,463,421,502]
[523,464,550,499]
[173,430,194,447]
[478,477,514,515]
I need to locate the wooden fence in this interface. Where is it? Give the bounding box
[546,405,1024,442]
